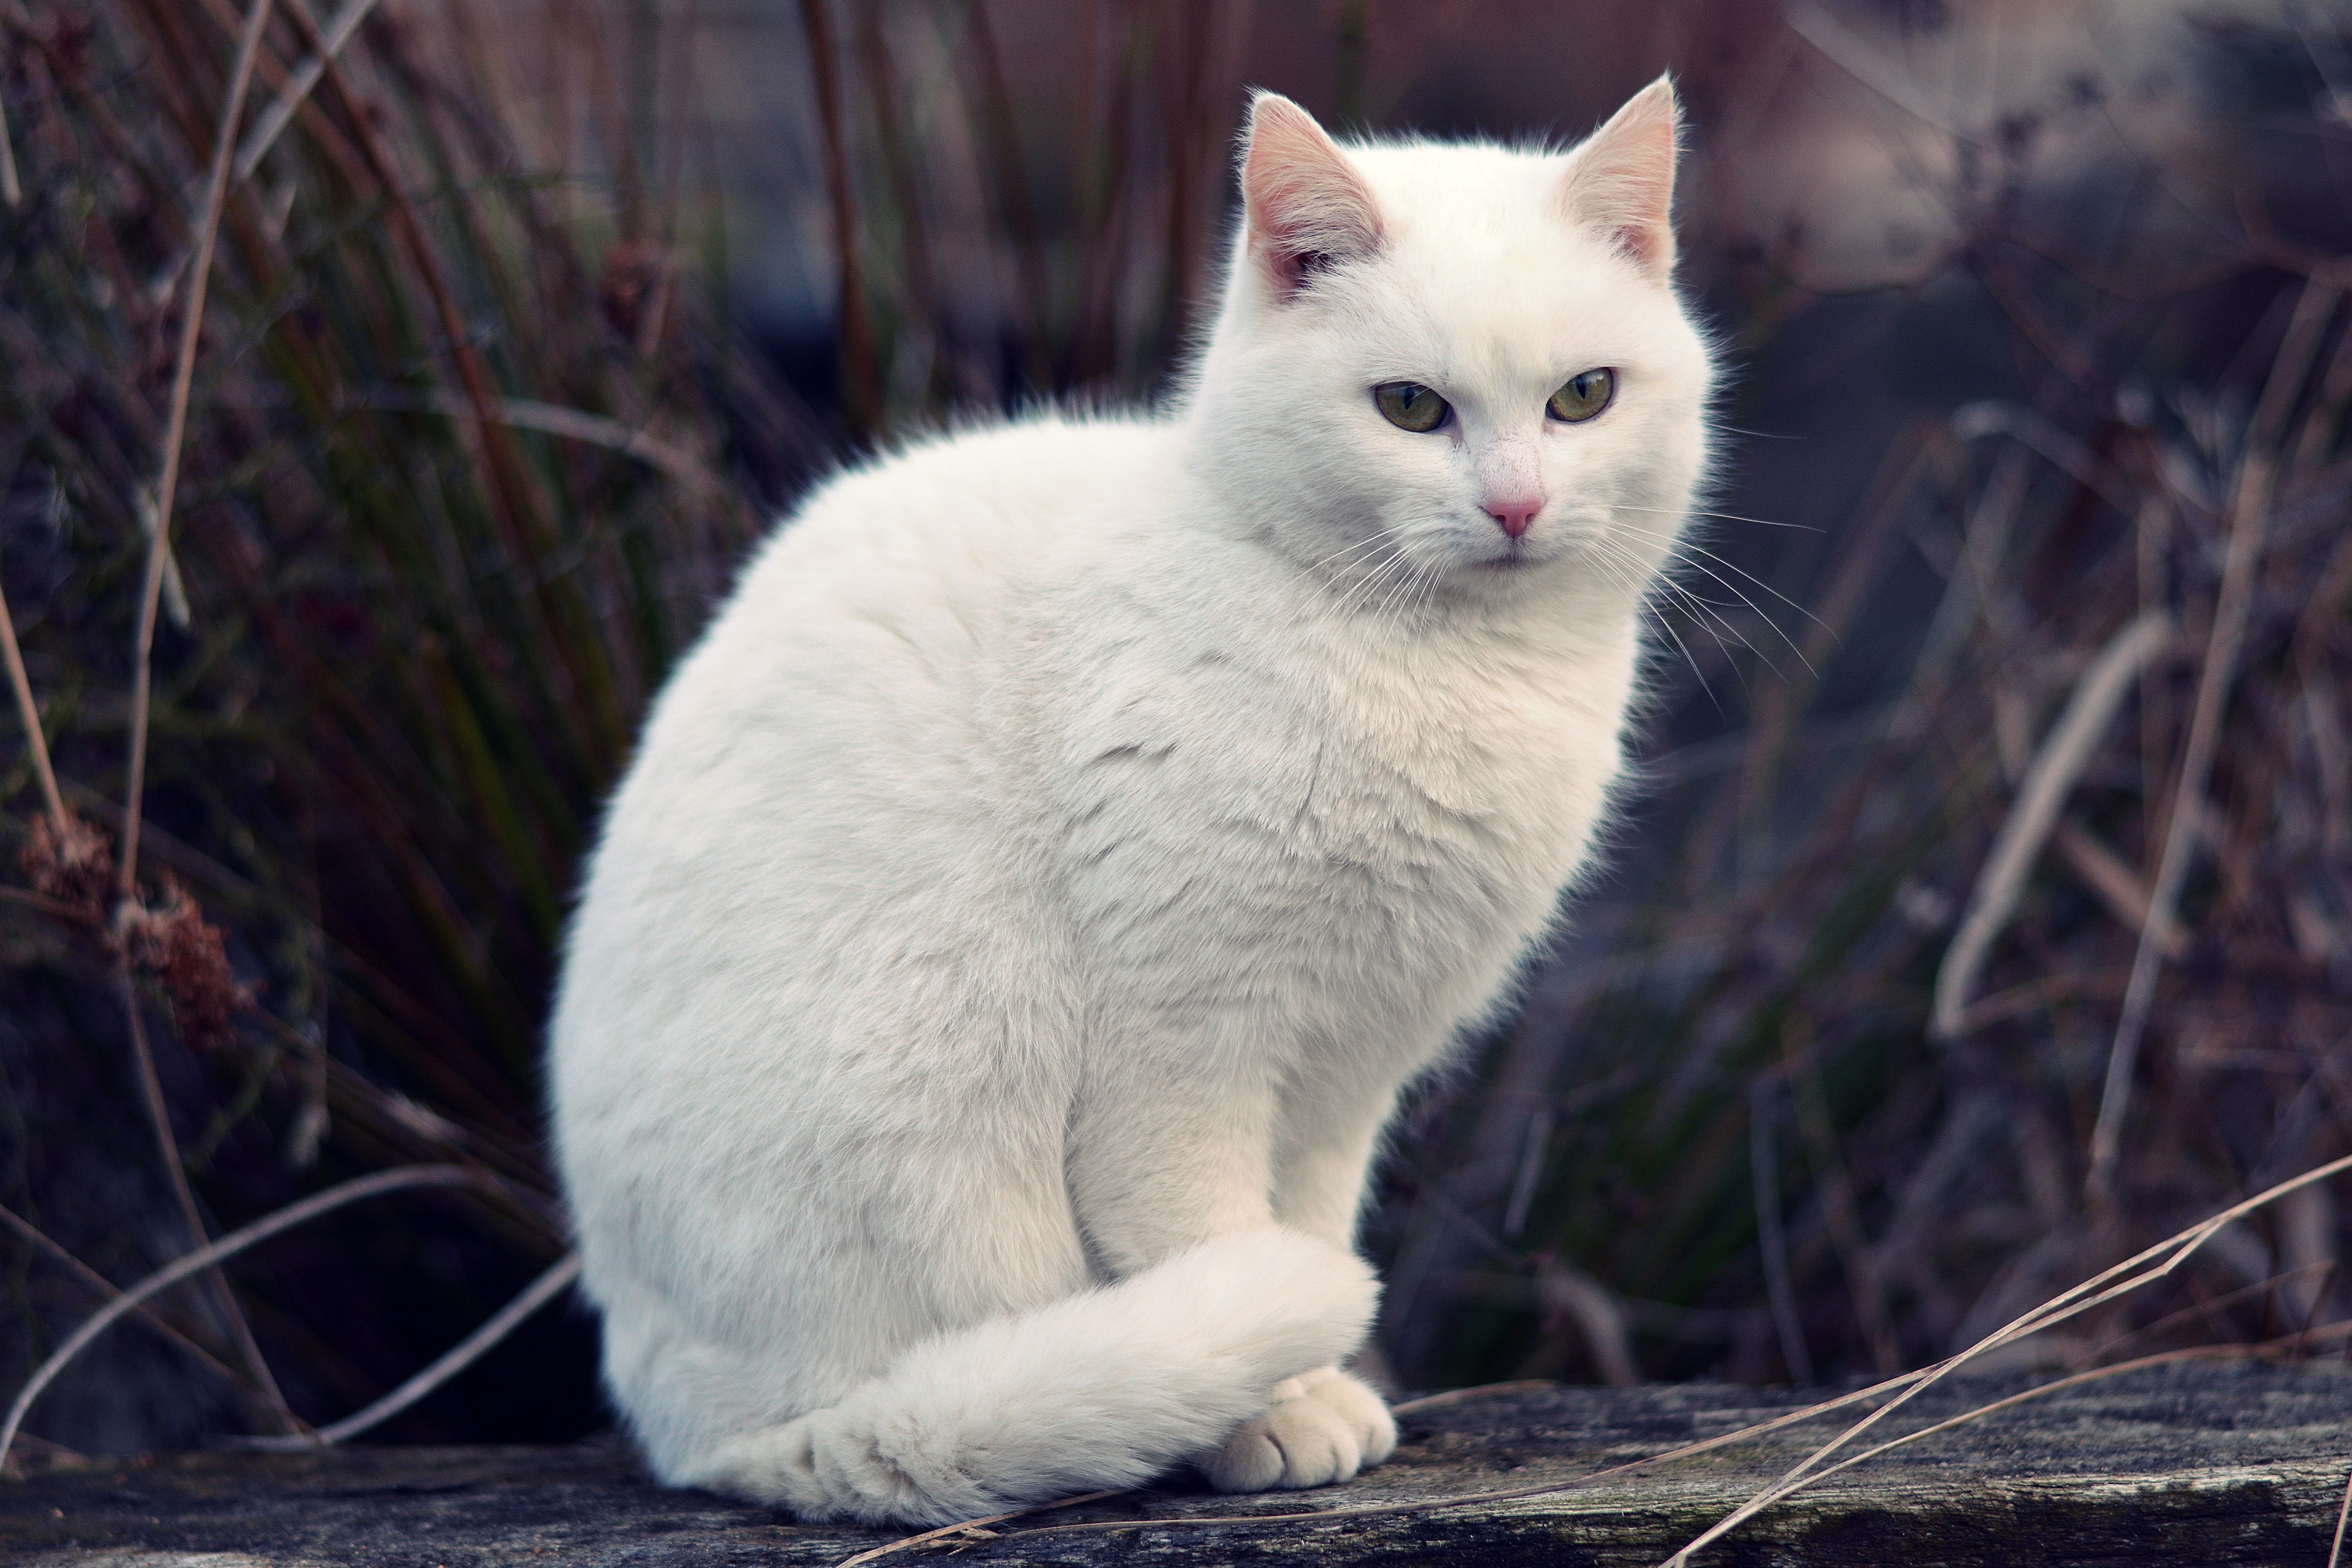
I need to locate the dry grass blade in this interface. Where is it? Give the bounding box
[860,1360,2060,1565]
[0,585,65,832]
[230,0,378,182]
[1658,1152,2352,1564]
[118,0,275,904]
[1932,609,2174,1039]
[832,1489,1125,1568]
[0,1165,499,1474]
[0,82,18,208]
[2330,1459,2352,1568]
[1387,1380,1560,1415]
[0,1202,254,1401]
[1724,1336,2352,1530]
[238,1252,581,1449]
[2084,281,2341,1203]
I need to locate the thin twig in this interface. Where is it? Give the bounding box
[0,73,19,208]
[1661,1151,2352,1564]
[1751,1078,1815,1382]
[1932,610,2174,1038]
[0,1164,498,1474]
[230,0,378,183]
[119,0,274,904]
[117,952,303,1436]
[1387,1380,1560,1416]
[236,1252,581,1448]
[0,1201,252,1399]
[797,0,878,438]
[2329,1458,2352,1568]
[833,1489,1123,1568]
[0,584,65,832]
[1720,1337,2352,1539]
[2085,282,2340,1203]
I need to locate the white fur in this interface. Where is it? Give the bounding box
[549,79,1713,1527]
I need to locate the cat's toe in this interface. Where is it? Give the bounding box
[1256,1388,1363,1485]
[1196,1420,1289,1492]
[1196,1367,1392,1492]
[1301,1366,1397,1465]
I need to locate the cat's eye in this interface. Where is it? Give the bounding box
[1546,368,1615,423]
[1374,382,1450,433]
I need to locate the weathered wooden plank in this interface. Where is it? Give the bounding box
[5,1361,2348,1566]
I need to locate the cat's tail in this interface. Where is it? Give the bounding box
[673,1224,1378,1526]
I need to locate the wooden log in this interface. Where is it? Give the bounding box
[5,1361,2349,1565]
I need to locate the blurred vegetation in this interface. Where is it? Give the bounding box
[2,0,2350,1459]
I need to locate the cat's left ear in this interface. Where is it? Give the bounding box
[1239,91,1383,301]
[1559,74,1681,279]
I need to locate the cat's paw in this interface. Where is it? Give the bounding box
[1194,1366,1397,1493]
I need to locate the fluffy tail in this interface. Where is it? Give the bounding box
[675,1225,1378,1525]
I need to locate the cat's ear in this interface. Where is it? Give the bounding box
[1238,91,1383,301]
[1558,74,1681,279]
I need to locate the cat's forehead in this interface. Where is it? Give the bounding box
[1336,140,1672,390]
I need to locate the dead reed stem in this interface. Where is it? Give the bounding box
[1662,1150,2352,1564]
[0,1201,252,1400]
[2330,1459,2352,1568]
[229,0,378,183]
[0,1164,505,1474]
[1933,609,2173,1038]
[0,72,18,207]
[117,954,303,1435]
[104,0,302,1439]
[236,1251,580,1449]
[117,0,273,906]
[798,0,880,437]
[0,585,65,833]
[2084,281,2341,1203]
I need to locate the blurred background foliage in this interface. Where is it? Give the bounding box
[2,0,2350,1456]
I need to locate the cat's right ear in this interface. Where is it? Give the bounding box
[1238,91,1383,301]
[1559,74,1682,279]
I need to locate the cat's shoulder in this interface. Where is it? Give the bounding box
[821,406,1172,514]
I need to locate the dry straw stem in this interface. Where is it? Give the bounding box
[2084,281,2342,1203]
[839,1153,2352,1568]
[1658,1149,2352,1564]
[118,0,275,906]
[229,0,378,183]
[2331,1459,2352,1568]
[115,953,302,1436]
[0,1165,515,1475]
[0,584,65,833]
[0,75,18,208]
[1931,608,2174,1039]
[236,1251,581,1450]
[832,1490,1126,1568]
[100,0,299,1437]
[0,1201,255,1404]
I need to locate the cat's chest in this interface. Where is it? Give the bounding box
[1032,603,1628,934]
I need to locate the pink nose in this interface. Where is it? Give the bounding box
[1486,495,1542,539]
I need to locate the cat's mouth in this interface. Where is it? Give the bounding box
[1478,539,1540,571]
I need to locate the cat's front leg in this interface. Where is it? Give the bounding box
[1189,1076,1401,1490]
[1067,1047,1396,1493]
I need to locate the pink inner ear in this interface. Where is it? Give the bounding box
[1559,77,1681,277]
[1241,93,1383,298]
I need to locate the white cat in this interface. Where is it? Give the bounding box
[549,78,1712,1526]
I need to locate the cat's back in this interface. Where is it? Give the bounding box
[554,412,1171,1066]
[604,411,1168,820]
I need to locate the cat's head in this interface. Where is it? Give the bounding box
[1185,79,1714,611]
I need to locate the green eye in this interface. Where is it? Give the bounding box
[1547,368,1615,423]
[1374,381,1450,433]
